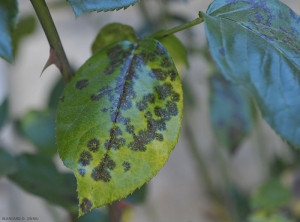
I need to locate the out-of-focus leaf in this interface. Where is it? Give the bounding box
[251,179,291,211]
[12,15,36,57]
[67,0,138,17]
[0,0,18,62]
[48,77,65,109]
[0,147,17,178]
[153,32,188,76]
[8,154,78,213]
[201,0,300,148]
[209,74,254,153]
[0,98,8,130]
[249,211,295,222]
[18,109,56,156]
[75,209,109,222]
[57,39,183,216]
[92,23,138,54]
[125,184,147,204]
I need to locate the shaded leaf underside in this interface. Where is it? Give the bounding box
[67,0,138,17]
[202,0,300,147]
[56,39,182,216]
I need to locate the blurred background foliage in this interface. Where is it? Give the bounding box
[1,0,300,221]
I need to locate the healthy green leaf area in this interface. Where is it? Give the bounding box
[67,0,138,17]
[201,0,300,148]
[209,74,254,153]
[57,39,183,215]
[0,0,18,62]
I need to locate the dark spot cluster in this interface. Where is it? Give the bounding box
[80,198,93,214]
[104,44,134,76]
[137,94,156,111]
[160,57,172,68]
[78,168,86,177]
[155,83,173,100]
[76,79,89,90]
[59,96,65,102]
[91,86,114,101]
[104,137,126,150]
[166,101,179,116]
[123,161,131,172]
[91,155,116,182]
[88,138,100,152]
[78,151,92,166]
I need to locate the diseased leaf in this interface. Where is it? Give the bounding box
[0,98,8,130]
[201,0,300,148]
[209,74,254,153]
[155,32,189,76]
[56,39,183,216]
[0,147,17,178]
[250,179,291,211]
[92,23,138,55]
[8,154,78,213]
[0,0,18,62]
[67,0,138,17]
[18,109,57,156]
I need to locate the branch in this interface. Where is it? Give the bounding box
[30,0,73,83]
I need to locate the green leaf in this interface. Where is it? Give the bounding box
[48,77,65,109]
[67,0,138,17]
[209,74,254,153]
[249,212,295,222]
[18,109,57,156]
[92,23,138,55]
[0,98,8,130]
[201,0,300,148]
[12,15,36,58]
[155,33,189,76]
[8,154,78,213]
[56,39,183,216]
[250,179,291,211]
[0,0,18,62]
[0,147,17,178]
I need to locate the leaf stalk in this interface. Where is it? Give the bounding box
[30,0,72,83]
[146,17,204,39]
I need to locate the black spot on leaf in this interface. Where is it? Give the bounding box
[123,161,131,172]
[78,151,92,166]
[87,138,100,152]
[155,133,164,141]
[91,155,116,182]
[76,79,89,90]
[166,101,178,116]
[59,96,65,102]
[78,168,86,176]
[80,198,93,213]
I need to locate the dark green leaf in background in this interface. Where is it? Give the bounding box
[201,0,300,148]
[209,74,254,153]
[57,39,183,216]
[12,15,36,58]
[75,209,109,222]
[0,148,17,178]
[125,184,147,204]
[250,179,291,212]
[92,23,138,55]
[48,77,65,109]
[0,98,8,130]
[18,109,57,156]
[249,212,295,222]
[8,154,78,213]
[0,0,18,62]
[67,0,138,17]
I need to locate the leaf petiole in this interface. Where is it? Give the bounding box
[146,17,204,39]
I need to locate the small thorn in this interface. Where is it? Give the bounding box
[41,47,63,76]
